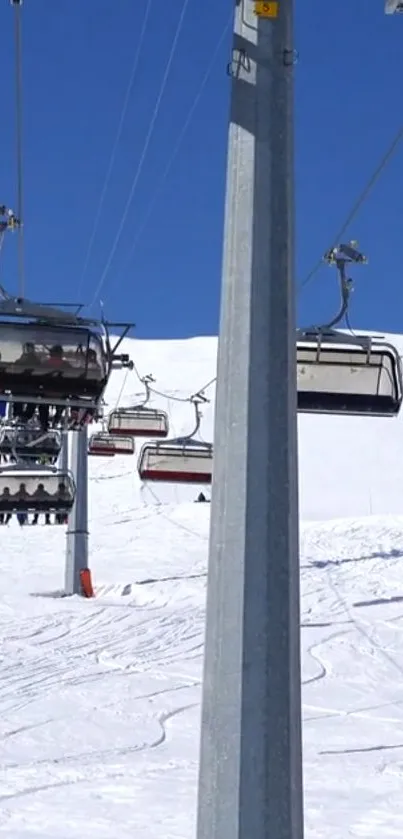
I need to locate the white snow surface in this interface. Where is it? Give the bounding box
[2,333,403,837]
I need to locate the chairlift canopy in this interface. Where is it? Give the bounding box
[0,322,108,404]
[138,440,213,484]
[88,432,135,457]
[297,333,403,416]
[0,468,75,512]
[108,407,169,438]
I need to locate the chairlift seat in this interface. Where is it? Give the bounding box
[88,432,135,457]
[297,337,403,416]
[108,407,169,438]
[0,468,75,512]
[138,440,213,484]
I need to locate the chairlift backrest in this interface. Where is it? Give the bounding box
[138,441,213,484]
[88,431,135,456]
[107,407,169,438]
[297,337,403,416]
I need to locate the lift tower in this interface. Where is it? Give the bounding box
[196,1,304,838]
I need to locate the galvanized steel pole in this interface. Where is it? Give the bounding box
[60,430,68,474]
[196,1,304,838]
[65,426,89,595]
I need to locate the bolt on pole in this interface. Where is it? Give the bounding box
[196,1,304,838]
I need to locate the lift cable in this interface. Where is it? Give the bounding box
[113,367,130,411]
[88,0,190,310]
[148,376,217,404]
[11,0,25,298]
[299,123,403,294]
[76,0,153,300]
[129,358,216,406]
[89,13,232,311]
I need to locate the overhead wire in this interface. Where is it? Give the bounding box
[117,358,216,448]
[147,375,217,404]
[88,0,191,312]
[76,0,153,300]
[129,358,217,404]
[113,367,130,411]
[299,123,403,294]
[92,13,232,309]
[11,0,25,297]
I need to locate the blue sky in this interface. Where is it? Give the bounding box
[0,0,402,339]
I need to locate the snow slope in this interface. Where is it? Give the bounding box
[1,334,403,837]
[90,331,403,521]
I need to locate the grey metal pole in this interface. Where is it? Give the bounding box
[65,426,89,595]
[60,430,68,473]
[196,1,303,838]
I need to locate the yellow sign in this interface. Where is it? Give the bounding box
[254,1,279,17]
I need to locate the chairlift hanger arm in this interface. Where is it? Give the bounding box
[0,204,20,234]
[385,0,403,12]
[132,374,154,408]
[106,323,135,356]
[322,258,351,330]
[103,322,135,370]
[150,393,210,448]
[125,374,154,409]
[313,241,367,332]
[190,390,209,407]
[0,204,20,303]
[186,394,208,440]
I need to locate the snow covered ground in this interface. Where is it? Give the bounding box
[1,334,403,837]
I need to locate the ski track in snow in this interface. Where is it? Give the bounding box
[2,336,403,836]
[2,515,403,837]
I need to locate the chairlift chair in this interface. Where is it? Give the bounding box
[108,407,169,438]
[138,438,213,484]
[0,465,76,513]
[137,393,213,484]
[0,291,134,425]
[297,241,403,418]
[107,374,169,438]
[88,431,135,457]
[0,321,108,401]
[297,331,403,417]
